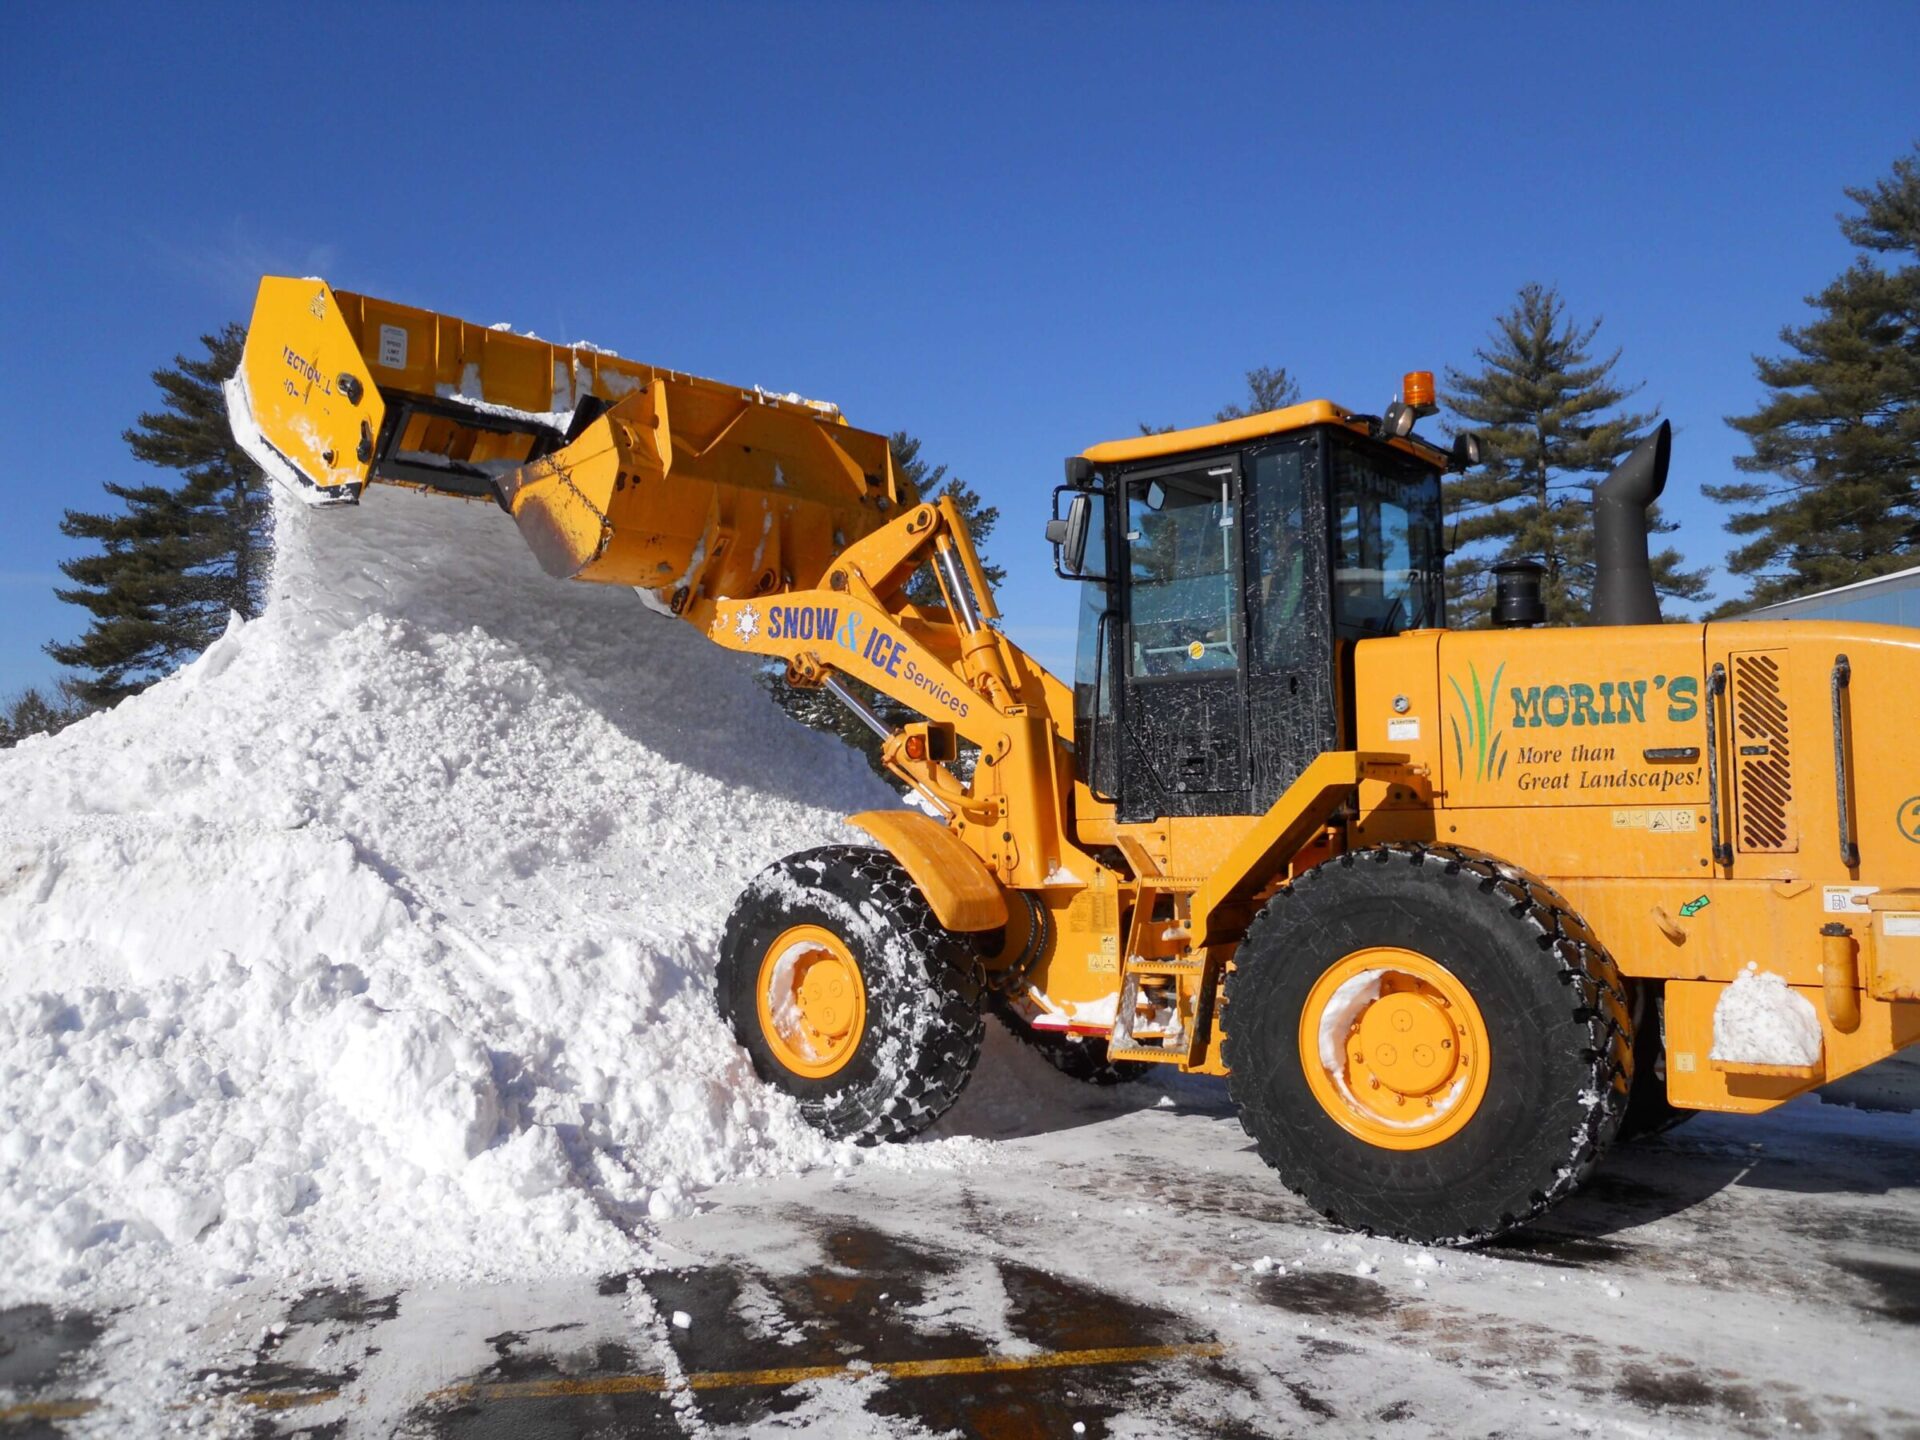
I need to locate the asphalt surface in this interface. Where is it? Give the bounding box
[4,1055,1919,1438]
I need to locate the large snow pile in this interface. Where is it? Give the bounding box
[1710,963,1824,1067]
[0,487,963,1302]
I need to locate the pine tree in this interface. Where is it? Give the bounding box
[1141,364,1301,434]
[0,685,89,749]
[47,325,272,707]
[1709,145,1920,611]
[1213,365,1301,421]
[893,431,1003,606]
[760,431,1002,777]
[1443,284,1707,625]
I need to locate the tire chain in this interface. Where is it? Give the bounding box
[1225,841,1635,1240]
[981,890,1051,998]
[804,845,988,1143]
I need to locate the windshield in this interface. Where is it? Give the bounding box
[1329,440,1444,639]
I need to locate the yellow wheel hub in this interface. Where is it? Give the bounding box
[1298,947,1490,1151]
[756,925,867,1079]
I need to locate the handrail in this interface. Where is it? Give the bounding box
[1832,654,1859,868]
[1705,663,1733,867]
[1086,610,1117,804]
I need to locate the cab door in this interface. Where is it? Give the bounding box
[1115,457,1249,821]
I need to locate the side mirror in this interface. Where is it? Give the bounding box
[1045,492,1094,576]
[1450,432,1482,471]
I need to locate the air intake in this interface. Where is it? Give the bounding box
[1731,650,1795,853]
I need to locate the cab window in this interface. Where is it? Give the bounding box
[1248,444,1311,670]
[1330,441,1444,640]
[1124,467,1238,677]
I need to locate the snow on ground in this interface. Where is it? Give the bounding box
[0,486,987,1306]
[8,1058,1913,1438]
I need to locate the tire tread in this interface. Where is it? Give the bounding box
[1223,843,1632,1243]
[719,845,985,1145]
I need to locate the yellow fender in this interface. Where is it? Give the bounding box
[1187,750,1414,949]
[850,810,1008,933]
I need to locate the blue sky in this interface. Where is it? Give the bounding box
[2,3,1915,696]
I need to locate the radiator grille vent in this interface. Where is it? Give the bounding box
[1731,650,1795,852]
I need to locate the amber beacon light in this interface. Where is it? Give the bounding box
[1404,370,1437,414]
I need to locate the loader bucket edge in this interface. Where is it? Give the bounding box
[224,370,362,507]
[229,277,385,503]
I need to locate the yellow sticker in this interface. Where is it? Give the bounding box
[1188,640,1206,660]
[1673,1052,1697,1074]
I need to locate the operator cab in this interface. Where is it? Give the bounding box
[1049,385,1467,823]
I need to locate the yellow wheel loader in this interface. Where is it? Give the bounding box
[230,276,1920,1244]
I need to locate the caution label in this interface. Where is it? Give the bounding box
[1611,807,1697,833]
[1823,885,1878,913]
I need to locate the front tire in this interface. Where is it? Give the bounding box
[719,846,985,1144]
[1224,845,1632,1244]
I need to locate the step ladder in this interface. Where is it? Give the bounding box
[1104,853,1221,1069]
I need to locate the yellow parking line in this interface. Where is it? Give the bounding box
[0,1397,99,1422]
[3,1339,1225,1422]
[233,1387,340,1410]
[703,1341,1229,1391]
[429,1340,1227,1405]
[433,1372,668,1402]
[3,1389,340,1423]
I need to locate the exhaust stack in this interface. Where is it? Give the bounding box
[1590,420,1672,627]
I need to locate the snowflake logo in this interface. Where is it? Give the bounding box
[733,603,761,642]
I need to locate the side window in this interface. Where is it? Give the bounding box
[1330,444,1444,640]
[1072,491,1113,716]
[1248,446,1310,670]
[1125,468,1238,677]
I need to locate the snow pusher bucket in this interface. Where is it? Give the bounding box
[228,276,910,616]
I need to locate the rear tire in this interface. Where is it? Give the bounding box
[989,999,1150,1086]
[718,845,985,1144]
[1619,983,1696,1141]
[1224,844,1632,1244]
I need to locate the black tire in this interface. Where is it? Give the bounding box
[989,999,1151,1086]
[1618,982,1697,1141]
[718,845,985,1144]
[1224,844,1632,1244]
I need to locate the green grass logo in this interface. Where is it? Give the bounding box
[1449,661,1507,782]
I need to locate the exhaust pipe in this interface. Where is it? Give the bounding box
[1591,420,1672,627]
